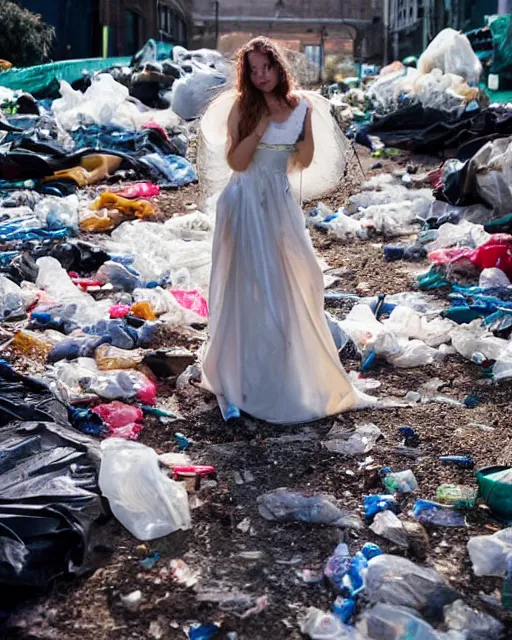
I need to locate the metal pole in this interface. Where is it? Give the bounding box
[319,26,325,84]
[383,0,389,66]
[214,1,219,49]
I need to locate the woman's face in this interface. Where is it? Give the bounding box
[247,51,279,93]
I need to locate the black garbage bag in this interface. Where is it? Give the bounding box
[0,359,102,616]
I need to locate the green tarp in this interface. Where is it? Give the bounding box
[489,14,512,75]
[0,56,132,98]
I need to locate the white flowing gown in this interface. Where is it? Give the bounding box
[201,97,365,423]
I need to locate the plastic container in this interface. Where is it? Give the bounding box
[381,468,418,494]
[476,465,512,520]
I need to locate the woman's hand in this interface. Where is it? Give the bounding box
[254,113,271,139]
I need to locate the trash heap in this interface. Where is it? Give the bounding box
[327,26,512,154]
[1,36,512,640]
[0,44,226,620]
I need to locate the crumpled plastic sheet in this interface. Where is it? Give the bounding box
[101,210,214,292]
[0,360,100,596]
[338,303,452,367]
[53,74,182,132]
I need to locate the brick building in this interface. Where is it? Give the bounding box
[191,0,384,67]
[19,0,191,60]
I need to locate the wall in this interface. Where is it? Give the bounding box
[19,0,191,61]
[20,0,101,60]
[193,0,384,63]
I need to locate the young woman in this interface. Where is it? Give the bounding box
[200,37,369,423]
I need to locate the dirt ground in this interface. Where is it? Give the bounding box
[4,145,512,640]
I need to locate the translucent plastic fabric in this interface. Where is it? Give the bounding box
[98,438,191,541]
[53,74,181,132]
[197,89,356,203]
[170,61,228,121]
[417,28,482,84]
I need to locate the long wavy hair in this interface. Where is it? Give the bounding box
[236,37,298,140]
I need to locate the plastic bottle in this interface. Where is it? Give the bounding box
[436,484,477,509]
[439,455,474,469]
[300,607,366,640]
[95,343,143,370]
[324,542,351,591]
[332,596,356,624]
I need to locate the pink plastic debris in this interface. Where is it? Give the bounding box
[114,182,161,199]
[109,304,131,319]
[92,401,144,440]
[169,289,208,318]
[136,377,157,405]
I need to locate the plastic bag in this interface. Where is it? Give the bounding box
[417,29,482,84]
[307,202,367,241]
[98,438,191,540]
[424,220,490,253]
[467,527,512,577]
[357,603,440,640]
[450,321,508,362]
[170,61,227,121]
[369,511,408,547]
[257,488,363,529]
[92,401,144,440]
[479,268,511,289]
[169,288,208,318]
[444,600,504,639]
[475,137,512,215]
[366,554,458,617]
[35,195,79,232]
[300,607,366,640]
[322,423,382,455]
[493,343,512,382]
[0,275,25,320]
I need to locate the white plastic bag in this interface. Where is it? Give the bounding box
[418,29,482,84]
[467,527,512,577]
[479,268,511,289]
[98,438,191,540]
[450,321,508,362]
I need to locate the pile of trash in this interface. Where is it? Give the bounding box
[326,26,512,153]
[0,43,228,619]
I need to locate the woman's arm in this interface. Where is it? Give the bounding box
[295,105,314,169]
[226,104,270,172]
